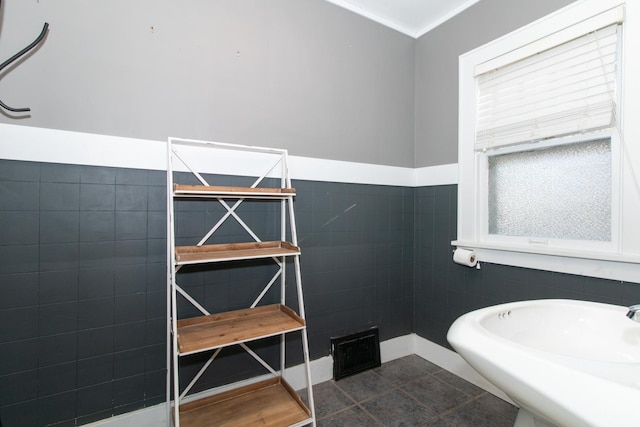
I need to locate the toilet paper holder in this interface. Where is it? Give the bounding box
[453,247,481,269]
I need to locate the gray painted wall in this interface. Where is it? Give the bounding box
[0,0,415,167]
[414,0,575,167]
[2,0,582,168]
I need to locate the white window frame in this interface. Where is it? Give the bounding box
[455,0,640,282]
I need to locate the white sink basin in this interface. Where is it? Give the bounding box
[448,299,640,427]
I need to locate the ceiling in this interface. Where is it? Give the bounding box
[324,0,481,38]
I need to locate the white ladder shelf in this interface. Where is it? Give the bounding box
[166,138,316,427]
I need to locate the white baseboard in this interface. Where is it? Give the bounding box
[380,334,414,363]
[285,354,334,391]
[83,404,166,427]
[411,334,514,404]
[84,334,512,427]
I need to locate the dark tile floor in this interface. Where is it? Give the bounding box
[301,355,518,426]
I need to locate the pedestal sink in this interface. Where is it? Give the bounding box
[447,299,640,426]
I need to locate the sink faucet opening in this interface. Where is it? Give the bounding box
[626,304,640,322]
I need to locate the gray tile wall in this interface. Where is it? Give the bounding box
[0,160,414,426]
[413,185,640,347]
[0,160,167,426]
[293,180,415,362]
[2,159,637,426]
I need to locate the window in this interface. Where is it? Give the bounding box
[456,0,640,282]
[487,138,612,242]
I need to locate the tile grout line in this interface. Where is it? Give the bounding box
[311,356,517,426]
[328,367,444,425]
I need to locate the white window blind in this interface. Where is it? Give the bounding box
[475,23,619,151]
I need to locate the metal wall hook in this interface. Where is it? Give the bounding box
[0,0,49,113]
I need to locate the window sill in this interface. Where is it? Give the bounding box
[452,240,640,282]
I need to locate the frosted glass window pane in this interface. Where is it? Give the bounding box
[488,140,611,241]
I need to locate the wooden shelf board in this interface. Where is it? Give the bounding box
[175,241,300,265]
[174,184,295,198]
[178,377,311,427]
[177,304,305,354]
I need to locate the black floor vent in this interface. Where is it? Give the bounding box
[331,326,381,380]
